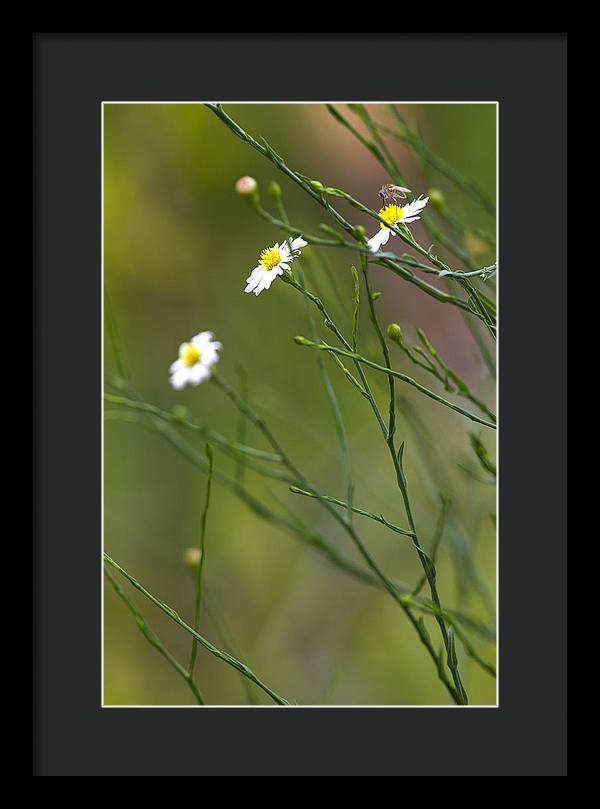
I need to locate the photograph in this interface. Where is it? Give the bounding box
[102,101,498,708]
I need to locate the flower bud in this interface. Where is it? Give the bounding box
[183,547,202,571]
[267,180,282,200]
[309,179,325,192]
[387,323,403,344]
[172,404,189,422]
[353,225,366,240]
[294,335,311,346]
[427,188,445,211]
[235,176,258,199]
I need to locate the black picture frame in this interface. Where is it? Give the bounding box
[34,33,567,776]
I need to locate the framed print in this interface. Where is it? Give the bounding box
[35,33,566,776]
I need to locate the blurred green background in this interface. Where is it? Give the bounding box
[104,103,496,706]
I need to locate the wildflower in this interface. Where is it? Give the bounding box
[244,236,307,296]
[367,196,429,253]
[169,331,222,390]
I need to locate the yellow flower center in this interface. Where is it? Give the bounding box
[180,342,201,367]
[259,245,283,270]
[378,204,403,229]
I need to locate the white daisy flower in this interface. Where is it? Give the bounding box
[367,196,429,253]
[244,236,308,296]
[169,331,222,390]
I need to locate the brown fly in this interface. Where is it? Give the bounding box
[378,183,411,206]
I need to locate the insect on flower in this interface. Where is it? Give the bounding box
[244,236,307,296]
[367,195,429,253]
[169,331,222,390]
[378,183,412,206]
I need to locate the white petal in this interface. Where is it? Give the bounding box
[245,269,261,283]
[401,195,429,222]
[259,273,272,293]
[170,368,191,390]
[379,228,392,246]
[245,268,265,293]
[262,272,278,290]
[291,236,307,251]
[199,339,221,357]
[170,359,184,373]
[189,364,210,384]
[253,275,268,296]
[192,331,214,348]
[201,346,220,366]
[367,228,391,253]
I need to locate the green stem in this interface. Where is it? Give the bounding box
[210,371,461,703]
[412,495,450,597]
[188,443,214,679]
[203,585,259,704]
[294,337,496,430]
[325,104,497,357]
[206,103,494,331]
[359,255,396,443]
[328,104,492,283]
[106,386,496,645]
[390,328,496,422]
[104,553,290,706]
[277,203,354,524]
[280,272,388,434]
[289,486,413,537]
[104,567,205,705]
[358,255,468,705]
[104,393,283,463]
[248,197,487,318]
[386,106,496,217]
